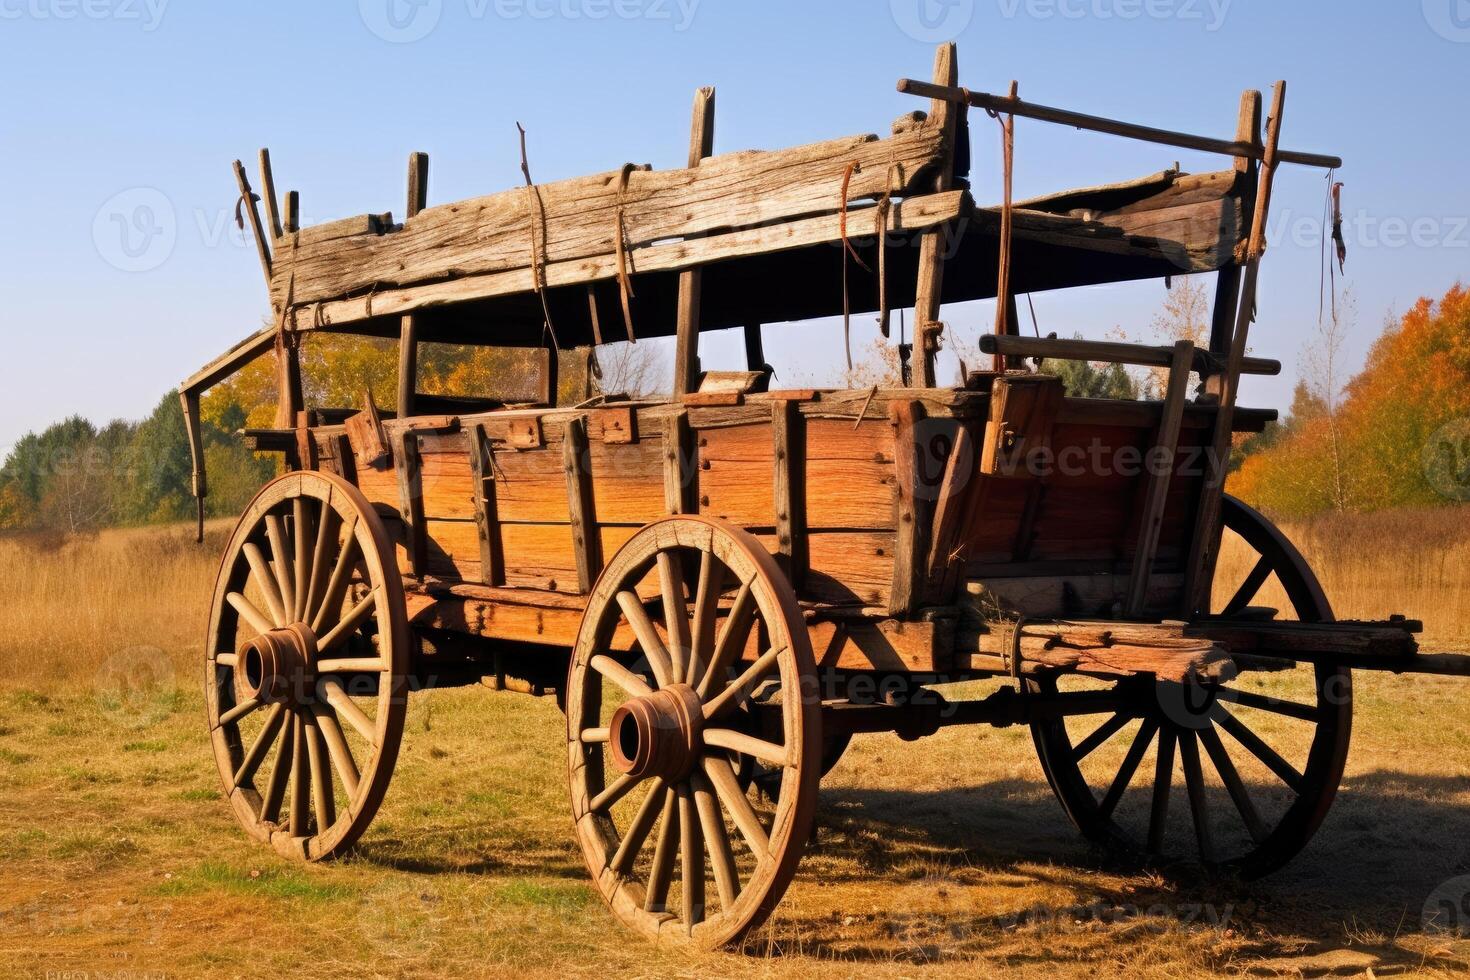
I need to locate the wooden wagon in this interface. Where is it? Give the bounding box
[181,45,1465,948]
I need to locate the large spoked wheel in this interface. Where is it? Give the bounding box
[567,516,821,948]
[205,471,409,861]
[1030,495,1352,878]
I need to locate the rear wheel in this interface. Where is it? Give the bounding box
[204,471,409,861]
[1029,496,1352,877]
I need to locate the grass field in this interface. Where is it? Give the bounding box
[3,510,1470,978]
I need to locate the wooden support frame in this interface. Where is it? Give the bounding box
[912,43,960,389]
[1206,90,1262,390]
[662,410,697,515]
[772,400,808,589]
[889,399,929,617]
[673,86,716,396]
[398,151,429,420]
[743,321,765,372]
[466,422,506,586]
[258,148,283,240]
[979,334,1279,377]
[1124,340,1194,617]
[394,429,427,576]
[562,417,601,592]
[1184,82,1287,616]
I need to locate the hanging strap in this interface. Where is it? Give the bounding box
[987,81,1019,372]
[516,122,559,350]
[614,162,639,343]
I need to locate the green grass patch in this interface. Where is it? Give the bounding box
[154,860,356,903]
[123,739,170,753]
[0,746,34,764]
[174,786,220,802]
[493,878,593,913]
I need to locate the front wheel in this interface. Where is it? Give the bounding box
[566,516,821,948]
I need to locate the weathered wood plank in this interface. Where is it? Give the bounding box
[1124,340,1193,616]
[674,86,716,395]
[772,399,807,589]
[465,423,505,587]
[912,42,959,388]
[562,417,601,593]
[888,399,927,617]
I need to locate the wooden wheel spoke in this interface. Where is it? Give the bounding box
[617,591,675,689]
[695,580,756,700]
[1072,712,1131,762]
[580,727,610,744]
[1147,728,1176,854]
[1198,725,1266,844]
[303,506,338,629]
[312,703,361,799]
[702,648,780,722]
[218,697,262,728]
[242,543,288,628]
[232,702,287,789]
[316,657,388,674]
[678,782,705,932]
[320,678,378,746]
[610,778,668,875]
[1218,687,1319,723]
[686,550,720,686]
[265,515,298,623]
[589,772,641,814]
[657,552,692,683]
[1212,705,1303,791]
[304,710,336,832]
[1099,718,1157,818]
[1179,731,1214,863]
[317,590,378,653]
[704,728,788,768]
[226,591,275,637]
[701,755,769,858]
[288,710,309,837]
[644,790,680,913]
[1223,555,1272,616]
[692,771,740,909]
[292,498,313,623]
[591,654,654,700]
[308,519,360,635]
[259,709,296,823]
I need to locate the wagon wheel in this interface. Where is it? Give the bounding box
[1030,495,1352,878]
[205,471,409,861]
[567,516,821,948]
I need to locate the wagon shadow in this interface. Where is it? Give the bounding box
[770,767,1470,965]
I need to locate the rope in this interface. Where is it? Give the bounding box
[614,162,639,343]
[838,161,871,371]
[987,81,1019,373]
[874,162,901,339]
[516,122,560,351]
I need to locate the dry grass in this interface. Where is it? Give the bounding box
[2,515,1470,978]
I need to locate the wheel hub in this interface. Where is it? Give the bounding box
[237,623,319,705]
[608,683,705,781]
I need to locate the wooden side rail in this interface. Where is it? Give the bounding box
[978,334,1280,377]
[896,79,1342,171]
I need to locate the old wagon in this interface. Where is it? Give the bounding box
[181,44,1464,948]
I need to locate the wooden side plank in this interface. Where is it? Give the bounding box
[563,417,601,593]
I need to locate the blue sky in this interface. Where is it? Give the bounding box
[1,0,1466,455]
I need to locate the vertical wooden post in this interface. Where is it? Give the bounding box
[283,191,300,234]
[179,389,207,541]
[913,43,960,389]
[232,160,273,291]
[258,149,283,240]
[563,417,602,592]
[1125,340,1194,617]
[889,399,928,617]
[1184,82,1286,616]
[274,343,303,433]
[772,400,808,590]
[743,321,765,372]
[673,87,716,396]
[466,423,506,586]
[1205,91,1262,394]
[395,429,427,577]
[662,411,697,515]
[398,152,429,420]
